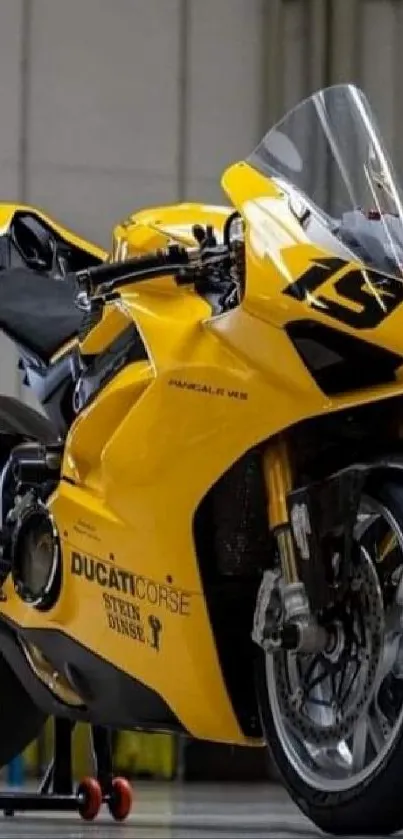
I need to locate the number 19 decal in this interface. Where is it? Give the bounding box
[283,258,403,329]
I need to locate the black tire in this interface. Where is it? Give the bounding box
[256,479,403,836]
[0,653,46,768]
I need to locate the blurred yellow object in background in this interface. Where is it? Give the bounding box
[114,731,176,779]
[23,721,93,778]
[22,725,176,781]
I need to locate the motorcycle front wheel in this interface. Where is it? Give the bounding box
[256,479,403,835]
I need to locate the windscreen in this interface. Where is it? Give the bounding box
[247,84,403,279]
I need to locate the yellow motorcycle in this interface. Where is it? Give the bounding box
[1,82,403,833]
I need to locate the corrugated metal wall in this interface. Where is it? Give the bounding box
[0,0,400,401]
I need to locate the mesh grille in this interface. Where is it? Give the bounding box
[211,449,271,576]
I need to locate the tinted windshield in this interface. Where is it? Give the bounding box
[247,84,403,279]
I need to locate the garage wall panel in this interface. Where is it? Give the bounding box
[360,0,396,153]
[0,0,26,398]
[29,169,179,248]
[282,0,309,112]
[185,0,263,193]
[0,0,24,180]
[27,0,182,242]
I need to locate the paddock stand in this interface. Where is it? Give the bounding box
[0,718,133,821]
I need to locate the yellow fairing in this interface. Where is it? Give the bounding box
[222,162,403,363]
[2,282,259,743]
[5,164,403,747]
[112,202,232,258]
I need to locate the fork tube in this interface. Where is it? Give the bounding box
[263,435,298,584]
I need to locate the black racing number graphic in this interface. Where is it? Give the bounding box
[283,257,403,329]
[284,258,343,301]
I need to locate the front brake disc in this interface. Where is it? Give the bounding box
[272,548,384,746]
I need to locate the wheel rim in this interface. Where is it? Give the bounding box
[266,495,403,792]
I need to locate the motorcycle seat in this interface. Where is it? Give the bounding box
[0,267,82,362]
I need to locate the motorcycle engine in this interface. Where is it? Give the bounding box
[11,495,61,609]
[1,441,62,610]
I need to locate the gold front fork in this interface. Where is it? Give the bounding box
[262,434,298,584]
[260,434,327,653]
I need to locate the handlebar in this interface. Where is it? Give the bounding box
[74,239,232,313]
[74,218,244,311]
[75,245,192,296]
[73,219,243,320]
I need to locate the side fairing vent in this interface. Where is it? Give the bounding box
[286,320,403,396]
[74,324,148,413]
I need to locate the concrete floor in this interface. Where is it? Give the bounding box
[0,781,396,839]
[0,782,309,839]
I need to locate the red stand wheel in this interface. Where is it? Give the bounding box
[77,777,102,821]
[108,777,133,821]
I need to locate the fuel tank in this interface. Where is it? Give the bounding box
[111,202,232,260]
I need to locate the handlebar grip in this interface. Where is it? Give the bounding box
[76,247,190,292]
